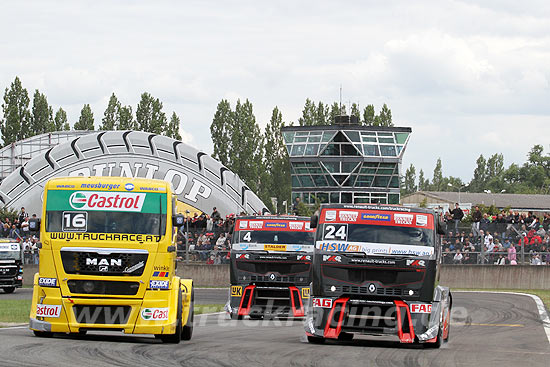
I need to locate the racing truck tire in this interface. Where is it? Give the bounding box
[307,335,326,344]
[160,289,182,344]
[181,289,194,341]
[230,313,243,320]
[33,330,53,338]
[424,325,443,349]
[3,287,15,294]
[249,314,263,320]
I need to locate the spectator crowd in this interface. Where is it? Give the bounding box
[1,207,41,264]
[441,205,550,265]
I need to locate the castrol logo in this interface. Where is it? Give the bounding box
[36,304,62,318]
[69,191,145,212]
[141,307,169,320]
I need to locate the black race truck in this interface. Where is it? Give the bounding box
[227,216,314,319]
[0,240,23,293]
[305,205,451,347]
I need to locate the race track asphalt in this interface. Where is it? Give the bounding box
[0,292,548,366]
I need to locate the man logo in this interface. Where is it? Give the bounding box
[368,283,376,293]
[231,286,242,297]
[125,183,134,191]
[69,192,87,209]
[99,266,108,272]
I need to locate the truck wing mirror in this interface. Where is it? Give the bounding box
[173,214,185,228]
[310,211,319,229]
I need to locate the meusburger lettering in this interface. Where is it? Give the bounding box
[69,163,212,203]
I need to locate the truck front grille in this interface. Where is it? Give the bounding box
[67,280,140,295]
[60,248,148,276]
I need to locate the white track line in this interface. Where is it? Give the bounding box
[455,291,550,345]
[0,326,27,330]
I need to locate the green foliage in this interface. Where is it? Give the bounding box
[402,163,417,195]
[431,158,443,191]
[298,98,317,126]
[1,76,30,145]
[54,108,68,131]
[117,105,135,130]
[74,104,95,130]
[0,206,19,223]
[30,89,53,135]
[296,200,313,216]
[100,93,119,131]
[136,92,166,134]
[259,107,291,214]
[418,169,429,191]
[363,104,375,126]
[166,112,182,140]
[350,103,361,122]
[419,197,428,208]
[315,101,329,125]
[210,99,232,166]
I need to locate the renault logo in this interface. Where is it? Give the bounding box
[368,283,376,293]
[269,273,277,281]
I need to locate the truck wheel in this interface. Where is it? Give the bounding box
[249,314,263,320]
[160,290,182,344]
[181,289,194,341]
[231,312,243,320]
[33,330,53,338]
[338,332,354,341]
[307,335,326,344]
[425,325,443,349]
[3,287,15,294]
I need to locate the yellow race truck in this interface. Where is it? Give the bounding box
[29,177,193,343]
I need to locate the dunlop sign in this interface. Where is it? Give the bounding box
[0,131,267,216]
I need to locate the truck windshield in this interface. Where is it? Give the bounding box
[0,244,21,260]
[45,190,167,236]
[319,223,434,247]
[234,230,313,246]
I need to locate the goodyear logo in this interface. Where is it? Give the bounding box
[231,286,242,297]
[302,287,310,299]
[361,213,391,221]
[265,222,287,229]
[264,244,287,251]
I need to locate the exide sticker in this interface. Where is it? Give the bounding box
[38,277,57,287]
[394,213,414,225]
[36,304,62,318]
[141,307,169,320]
[149,280,169,289]
[410,304,432,313]
[312,298,333,308]
[339,211,358,222]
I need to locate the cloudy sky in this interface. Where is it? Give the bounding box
[1,0,549,183]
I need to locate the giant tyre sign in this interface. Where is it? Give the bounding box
[0,131,267,216]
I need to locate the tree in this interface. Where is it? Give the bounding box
[418,169,429,191]
[136,92,166,134]
[30,89,53,135]
[378,103,393,126]
[210,99,232,167]
[486,153,504,178]
[100,93,120,131]
[469,154,487,192]
[402,164,417,195]
[1,76,31,145]
[350,103,361,122]
[431,158,444,191]
[315,101,329,125]
[298,99,316,126]
[166,112,182,140]
[259,106,291,213]
[54,107,68,131]
[74,104,95,130]
[329,102,346,123]
[227,99,263,193]
[117,105,135,130]
[363,104,375,126]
